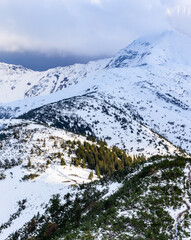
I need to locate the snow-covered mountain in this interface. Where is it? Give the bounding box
[0,59,107,103]
[0,30,191,156]
[0,30,191,239]
[106,30,191,68]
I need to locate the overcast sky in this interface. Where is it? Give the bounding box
[0,0,191,70]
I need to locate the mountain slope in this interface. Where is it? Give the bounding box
[0,30,191,154]
[0,30,191,239]
[106,30,191,68]
[19,91,182,157]
[0,59,107,103]
[7,155,191,240]
[0,119,99,239]
[0,119,145,239]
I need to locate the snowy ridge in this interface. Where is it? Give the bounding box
[19,91,183,157]
[106,30,191,68]
[0,30,191,154]
[0,59,107,103]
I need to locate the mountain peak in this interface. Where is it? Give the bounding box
[106,30,191,68]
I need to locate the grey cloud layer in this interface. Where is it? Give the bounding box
[0,0,190,56]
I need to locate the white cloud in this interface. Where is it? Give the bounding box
[161,0,191,37]
[0,30,43,52]
[89,0,102,5]
[0,0,190,56]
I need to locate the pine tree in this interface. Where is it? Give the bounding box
[58,152,62,158]
[74,158,80,167]
[68,148,72,157]
[61,158,66,166]
[82,158,86,168]
[54,140,58,148]
[28,158,32,168]
[31,148,34,154]
[96,165,101,178]
[88,171,94,180]
[46,160,51,165]
[43,139,46,147]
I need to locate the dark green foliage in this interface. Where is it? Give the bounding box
[86,135,96,142]
[0,172,6,180]
[22,174,40,181]
[0,158,21,170]
[61,158,66,166]
[95,165,101,178]
[8,156,191,240]
[73,158,80,167]
[46,160,51,165]
[44,222,58,238]
[74,140,145,176]
[88,171,94,180]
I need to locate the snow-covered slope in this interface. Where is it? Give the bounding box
[0,30,191,155]
[20,92,183,157]
[0,30,191,239]
[0,59,107,103]
[7,155,191,240]
[0,119,99,239]
[106,30,191,68]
